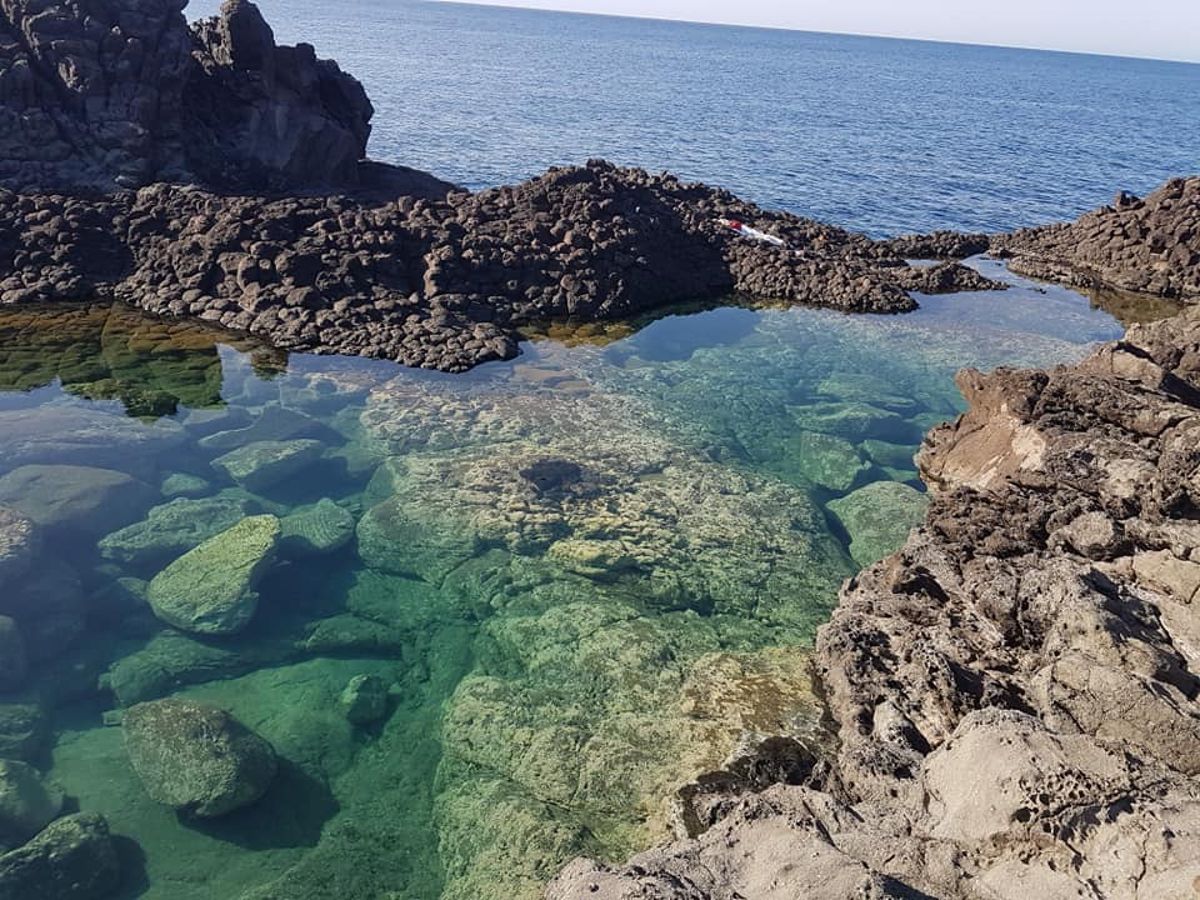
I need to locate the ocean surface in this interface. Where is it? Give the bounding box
[0,4,1195,900]
[191,0,1200,235]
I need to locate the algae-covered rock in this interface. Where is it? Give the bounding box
[123,699,277,818]
[357,493,481,585]
[3,568,86,664]
[0,465,155,538]
[777,431,869,491]
[0,706,47,763]
[146,515,280,635]
[827,480,929,567]
[211,440,324,492]
[279,499,356,557]
[338,674,389,725]
[0,760,63,851]
[0,406,184,474]
[0,621,26,692]
[860,439,918,471]
[787,401,911,442]
[160,473,211,498]
[0,508,37,590]
[0,812,120,900]
[98,493,260,567]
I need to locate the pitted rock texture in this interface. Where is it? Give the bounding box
[547,307,1200,898]
[0,0,378,191]
[995,176,1200,300]
[0,161,1004,372]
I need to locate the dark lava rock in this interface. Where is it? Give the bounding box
[0,0,381,192]
[0,812,120,900]
[122,698,277,817]
[995,176,1200,300]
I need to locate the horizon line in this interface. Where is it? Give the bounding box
[431,0,1200,66]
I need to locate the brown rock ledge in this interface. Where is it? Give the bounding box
[547,305,1200,898]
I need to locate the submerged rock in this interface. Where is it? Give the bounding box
[0,706,47,764]
[0,812,120,900]
[0,620,26,692]
[338,674,389,725]
[0,508,37,590]
[0,760,63,851]
[780,431,869,491]
[211,440,324,492]
[160,473,212,498]
[98,493,261,568]
[826,481,929,567]
[0,466,155,538]
[279,499,356,557]
[122,699,277,818]
[145,515,280,635]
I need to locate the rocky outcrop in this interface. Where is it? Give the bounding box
[0,0,384,191]
[994,177,1200,300]
[122,698,277,817]
[0,812,120,900]
[0,162,1005,372]
[548,305,1200,897]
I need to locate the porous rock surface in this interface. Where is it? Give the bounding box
[993,177,1200,300]
[0,161,1003,372]
[548,306,1200,897]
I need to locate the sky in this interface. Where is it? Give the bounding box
[439,0,1200,63]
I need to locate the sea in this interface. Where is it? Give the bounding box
[1,3,1197,899]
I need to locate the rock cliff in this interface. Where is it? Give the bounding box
[548,304,1200,897]
[0,0,374,190]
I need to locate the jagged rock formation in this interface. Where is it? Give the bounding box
[0,0,378,191]
[994,177,1200,300]
[547,305,1200,898]
[0,162,1002,372]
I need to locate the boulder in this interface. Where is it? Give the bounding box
[0,760,63,851]
[338,674,389,725]
[780,432,869,491]
[211,440,324,492]
[0,813,120,900]
[0,466,155,539]
[0,408,184,474]
[826,481,929,567]
[160,473,212,499]
[145,515,280,635]
[122,699,277,818]
[279,499,356,557]
[0,706,47,763]
[98,493,260,568]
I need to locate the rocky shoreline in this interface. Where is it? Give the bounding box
[548,302,1200,898]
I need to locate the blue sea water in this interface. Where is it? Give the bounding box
[0,5,1195,900]
[188,0,1199,235]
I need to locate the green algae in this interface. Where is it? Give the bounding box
[0,272,1131,899]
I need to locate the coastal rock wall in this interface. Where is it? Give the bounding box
[0,161,1001,372]
[548,305,1200,898]
[0,0,372,190]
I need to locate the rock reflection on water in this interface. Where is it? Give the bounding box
[0,278,1130,900]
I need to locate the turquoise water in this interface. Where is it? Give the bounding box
[0,266,1133,898]
[188,0,1200,235]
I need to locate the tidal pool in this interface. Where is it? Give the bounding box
[0,267,1131,899]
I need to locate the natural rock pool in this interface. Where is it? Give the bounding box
[0,266,1137,899]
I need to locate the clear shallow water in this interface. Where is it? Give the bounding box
[187,0,1200,235]
[0,269,1129,899]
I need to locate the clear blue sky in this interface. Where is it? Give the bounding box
[440,0,1200,63]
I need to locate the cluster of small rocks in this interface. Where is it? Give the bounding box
[994,176,1200,299]
[549,305,1200,897]
[0,161,1005,372]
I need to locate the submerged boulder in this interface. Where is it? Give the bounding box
[279,499,356,557]
[0,760,63,851]
[827,480,929,567]
[0,466,155,538]
[211,440,324,492]
[122,699,277,818]
[146,515,280,635]
[338,674,389,725]
[98,493,260,568]
[0,621,26,692]
[0,812,120,900]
